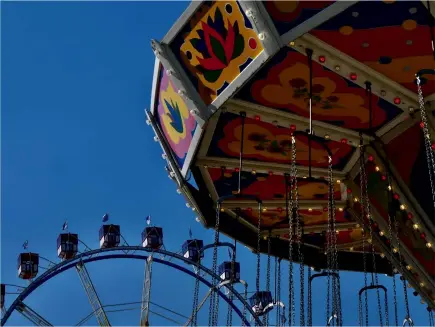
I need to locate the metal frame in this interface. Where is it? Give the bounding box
[1,246,262,326]
[150,42,208,124]
[145,109,184,187]
[181,126,203,178]
[76,260,110,326]
[147,56,206,179]
[345,190,435,311]
[226,99,373,148]
[293,34,420,140]
[262,222,361,239]
[220,199,346,210]
[140,256,153,327]
[161,1,204,45]
[195,156,346,179]
[237,1,282,55]
[15,302,53,326]
[366,145,435,241]
[279,1,358,45]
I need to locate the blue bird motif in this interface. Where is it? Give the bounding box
[164,99,184,134]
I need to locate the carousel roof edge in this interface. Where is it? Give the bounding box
[161,1,204,45]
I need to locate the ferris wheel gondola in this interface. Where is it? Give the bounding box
[1,219,262,327]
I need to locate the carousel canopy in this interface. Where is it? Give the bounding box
[146,0,435,310]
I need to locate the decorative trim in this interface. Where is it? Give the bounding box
[227,99,373,146]
[280,1,358,45]
[151,40,209,125]
[145,110,183,187]
[346,182,435,308]
[198,165,219,202]
[198,111,221,157]
[367,145,435,242]
[161,1,204,45]
[149,57,161,116]
[181,126,204,178]
[262,222,360,238]
[196,156,346,179]
[221,199,347,210]
[208,50,270,112]
[238,1,282,55]
[347,206,435,309]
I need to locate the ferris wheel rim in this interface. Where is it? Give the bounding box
[2,246,262,326]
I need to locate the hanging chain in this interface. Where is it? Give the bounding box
[416,76,435,221]
[360,143,385,327]
[307,267,312,327]
[327,154,342,326]
[227,212,240,327]
[286,172,295,326]
[380,150,411,322]
[255,202,262,327]
[429,309,434,327]
[191,262,201,326]
[242,283,248,327]
[263,234,272,326]
[276,257,282,327]
[381,153,399,327]
[290,135,305,326]
[226,291,234,327]
[326,162,332,325]
[208,202,221,327]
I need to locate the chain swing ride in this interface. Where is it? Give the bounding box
[2,1,435,326]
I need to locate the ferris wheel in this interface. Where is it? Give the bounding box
[0,217,281,326]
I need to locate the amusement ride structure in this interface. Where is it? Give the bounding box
[2,0,435,326]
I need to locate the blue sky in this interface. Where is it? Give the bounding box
[1,1,429,326]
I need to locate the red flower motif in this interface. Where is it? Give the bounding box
[198,21,235,70]
[289,78,306,88]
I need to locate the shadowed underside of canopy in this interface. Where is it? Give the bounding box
[146,0,435,310]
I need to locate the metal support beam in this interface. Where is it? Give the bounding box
[76,261,111,327]
[151,40,208,125]
[369,142,435,241]
[345,181,435,310]
[293,34,419,141]
[140,256,153,327]
[280,1,358,45]
[262,222,360,238]
[221,199,347,211]
[16,301,52,326]
[196,156,346,179]
[237,2,282,55]
[145,110,184,188]
[227,99,373,150]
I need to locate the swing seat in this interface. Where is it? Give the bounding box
[249,291,274,316]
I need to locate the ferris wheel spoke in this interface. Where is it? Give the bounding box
[15,301,53,326]
[140,255,153,326]
[75,261,111,327]
[184,286,214,326]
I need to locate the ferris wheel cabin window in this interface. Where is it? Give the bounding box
[17,253,39,280]
[57,233,79,259]
[99,224,121,249]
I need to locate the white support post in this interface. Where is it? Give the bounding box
[140,255,153,327]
